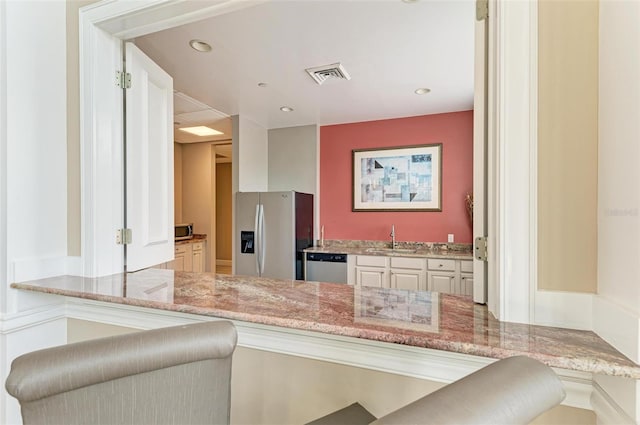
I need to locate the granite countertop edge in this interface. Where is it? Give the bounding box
[10,275,640,379]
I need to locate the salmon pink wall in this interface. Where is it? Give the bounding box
[320,111,473,243]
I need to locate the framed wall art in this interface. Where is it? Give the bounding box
[352,143,442,211]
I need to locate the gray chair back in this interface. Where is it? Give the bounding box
[6,321,237,425]
[307,356,566,425]
[372,356,566,425]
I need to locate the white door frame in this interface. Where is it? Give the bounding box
[485,0,537,322]
[79,0,537,322]
[472,11,487,305]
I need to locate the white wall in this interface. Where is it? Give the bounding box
[233,115,268,193]
[268,125,319,240]
[267,125,318,195]
[4,0,68,302]
[596,0,640,364]
[1,2,69,423]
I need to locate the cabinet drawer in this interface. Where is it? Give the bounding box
[460,260,473,273]
[427,258,456,272]
[390,257,425,270]
[192,242,204,251]
[356,255,388,267]
[175,245,188,254]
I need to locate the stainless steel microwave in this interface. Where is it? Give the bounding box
[175,223,194,241]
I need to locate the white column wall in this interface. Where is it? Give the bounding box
[267,125,318,195]
[268,125,319,240]
[235,115,268,193]
[4,0,68,306]
[595,1,640,421]
[596,0,640,364]
[1,2,70,424]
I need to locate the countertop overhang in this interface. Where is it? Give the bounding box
[10,268,640,379]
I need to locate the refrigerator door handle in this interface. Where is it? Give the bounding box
[254,204,261,274]
[259,204,266,275]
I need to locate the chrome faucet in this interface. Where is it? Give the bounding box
[390,224,397,250]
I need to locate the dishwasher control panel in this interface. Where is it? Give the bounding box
[306,253,347,263]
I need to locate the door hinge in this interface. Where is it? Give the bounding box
[115,71,131,89]
[116,228,132,245]
[474,236,488,261]
[476,0,488,21]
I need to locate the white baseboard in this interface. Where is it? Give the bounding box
[592,375,637,424]
[593,295,640,365]
[533,290,593,330]
[216,259,232,267]
[0,304,66,334]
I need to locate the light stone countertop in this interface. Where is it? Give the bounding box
[11,269,640,379]
[305,246,473,260]
[305,239,473,260]
[175,234,207,246]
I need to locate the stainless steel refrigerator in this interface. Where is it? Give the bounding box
[235,191,314,280]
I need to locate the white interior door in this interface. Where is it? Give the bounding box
[473,13,488,303]
[125,42,174,271]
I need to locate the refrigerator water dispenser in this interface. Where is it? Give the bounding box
[240,231,254,253]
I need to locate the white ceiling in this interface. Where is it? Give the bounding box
[134,0,475,134]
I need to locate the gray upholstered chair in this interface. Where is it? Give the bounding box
[308,356,566,425]
[5,320,237,425]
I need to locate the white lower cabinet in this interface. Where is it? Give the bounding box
[356,267,388,287]
[191,242,204,273]
[390,270,425,291]
[353,255,427,291]
[426,258,456,293]
[459,274,474,297]
[458,260,473,296]
[355,255,389,288]
[172,244,193,271]
[389,257,427,291]
[168,241,205,272]
[429,274,455,293]
[349,255,473,296]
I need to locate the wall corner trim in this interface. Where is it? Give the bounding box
[593,295,640,365]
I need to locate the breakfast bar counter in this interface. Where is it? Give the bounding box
[11,268,640,379]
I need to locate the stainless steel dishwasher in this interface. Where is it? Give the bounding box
[305,252,348,283]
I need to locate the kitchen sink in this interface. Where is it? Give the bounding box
[365,248,416,254]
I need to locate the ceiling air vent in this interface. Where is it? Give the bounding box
[305,63,351,85]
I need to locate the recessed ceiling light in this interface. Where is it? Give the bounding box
[402,0,419,3]
[280,106,294,112]
[414,88,431,95]
[178,126,223,136]
[189,39,212,52]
